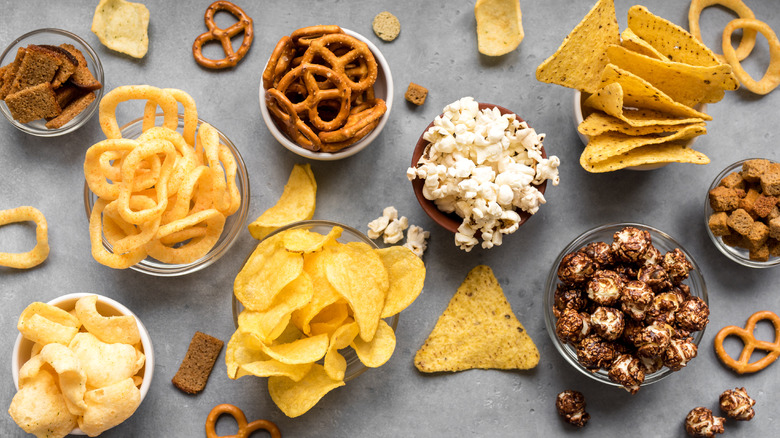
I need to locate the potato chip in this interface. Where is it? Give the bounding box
[309,302,350,337]
[581,141,710,173]
[248,164,317,240]
[325,242,389,342]
[535,0,619,93]
[91,0,150,58]
[689,0,757,63]
[620,28,668,60]
[258,333,329,365]
[474,0,524,56]
[578,111,706,137]
[69,332,143,389]
[78,378,141,436]
[18,302,80,345]
[291,248,343,335]
[605,45,736,106]
[238,272,314,342]
[75,295,141,345]
[234,233,304,311]
[414,265,539,372]
[722,18,780,95]
[268,364,345,418]
[376,246,426,318]
[351,319,396,368]
[580,124,707,165]
[238,359,313,382]
[282,226,342,253]
[323,321,360,380]
[9,369,78,438]
[225,330,267,379]
[627,5,721,67]
[0,206,50,269]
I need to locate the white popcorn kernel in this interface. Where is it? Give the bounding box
[535,156,561,186]
[403,225,430,258]
[383,216,409,244]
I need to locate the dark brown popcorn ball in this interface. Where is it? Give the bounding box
[553,284,587,318]
[590,306,625,341]
[577,334,617,370]
[719,387,755,421]
[662,337,698,371]
[615,264,638,281]
[621,318,645,345]
[608,354,645,394]
[620,280,654,320]
[586,270,623,306]
[637,264,672,292]
[685,407,725,437]
[612,227,652,263]
[557,252,596,285]
[639,355,664,374]
[639,244,662,266]
[582,241,613,268]
[646,291,684,325]
[635,322,673,359]
[556,308,591,345]
[662,248,693,285]
[674,283,691,297]
[556,390,590,428]
[676,297,710,332]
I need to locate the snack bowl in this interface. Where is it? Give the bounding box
[572,91,707,171]
[259,28,393,161]
[12,293,154,436]
[0,28,104,137]
[232,220,399,382]
[704,158,780,268]
[410,102,548,234]
[84,114,250,276]
[544,223,708,390]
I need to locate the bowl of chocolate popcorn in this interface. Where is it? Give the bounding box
[544,223,709,393]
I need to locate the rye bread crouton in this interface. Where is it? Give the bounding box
[9,45,61,95]
[5,82,61,123]
[708,211,730,236]
[753,194,777,219]
[719,171,745,190]
[39,45,79,88]
[45,90,95,129]
[709,186,743,212]
[171,331,224,394]
[769,239,780,257]
[722,233,747,249]
[59,44,102,91]
[770,217,780,240]
[746,221,769,250]
[741,159,771,183]
[738,188,761,217]
[760,163,780,196]
[405,82,428,106]
[749,244,770,262]
[0,47,26,99]
[727,208,754,236]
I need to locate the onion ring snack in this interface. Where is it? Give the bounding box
[0,206,50,269]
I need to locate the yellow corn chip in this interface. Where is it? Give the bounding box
[474,0,524,56]
[414,265,539,372]
[627,5,721,67]
[581,141,710,173]
[620,28,668,60]
[248,164,317,240]
[581,124,706,165]
[578,111,706,136]
[91,0,150,58]
[535,0,619,93]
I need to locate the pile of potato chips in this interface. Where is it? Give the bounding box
[536,0,739,172]
[10,296,146,437]
[228,226,425,417]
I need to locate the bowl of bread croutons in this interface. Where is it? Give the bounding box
[0,28,104,137]
[706,158,780,268]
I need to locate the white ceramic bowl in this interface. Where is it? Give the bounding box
[12,293,154,436]
[259,28,393,161]
[0,28,104,136]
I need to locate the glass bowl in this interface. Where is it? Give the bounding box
[232,220,399,382]
[84,114,250,276]
[410,102,548,234]
[544,223,708,390]
[259,28,393,161]
[12,293,154,436]
[704,158,780,268]
[0,28,104,136]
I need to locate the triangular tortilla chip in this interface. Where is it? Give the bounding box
[535,0,619,93]
[581,141,710,173]
[414,265,539,372]
[581,123,706,165]
[578,111,706,136]
[620,28,668,60]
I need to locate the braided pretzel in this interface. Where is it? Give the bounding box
[192,1,254,69]
[301,34,378,92]
[266,89,323,151]
[205,404,280,438]
[714,310,780,374]
[276,64,352,131]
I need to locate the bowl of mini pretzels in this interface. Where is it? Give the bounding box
[259,25,393,161]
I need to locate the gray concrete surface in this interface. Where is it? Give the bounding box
[1,0,779,436]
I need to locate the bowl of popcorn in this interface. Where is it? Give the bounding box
[11,293,153,437]
[408,97,560,251]
[544,223,708,394]
[705,158,780,268]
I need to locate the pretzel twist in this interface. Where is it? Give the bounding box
[262,36,296,90]
[301,34,378,92]
[192,1,254,69]
[205,403,281,438]
[276,64,352,131]
[265,89,323,151]
[714,310,780,374]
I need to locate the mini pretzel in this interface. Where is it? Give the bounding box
[319,99,387,144]
[276,63,352,131]
[192,1,254,69]
[714,310,780,374]
[205,403,281,438]
[290,25,343,48]
[301,34,378,92]
[262,36,296,90]
[265,88,323,151]
[722,18,780,95]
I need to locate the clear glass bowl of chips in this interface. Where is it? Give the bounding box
[544,223,708,391]
[83,114,250,276]
[11,293,154,436]
[0,28,104,137]
[231,220,400,382]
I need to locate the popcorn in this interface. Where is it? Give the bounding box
[366,206,409,244]
[408,97,560,251]
[403,225,430,257]
[383,215,408,244]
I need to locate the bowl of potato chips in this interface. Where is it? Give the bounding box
[11,293,153,437]
[228,219,425,418]
[83,111,250,276]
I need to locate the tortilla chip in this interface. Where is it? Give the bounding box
[414,265,539,372]
[581,124,707,164]
[620,28,668,60]
[627,5,721,67]
[578,111,706,136]
[581,141,710,173]
[474,0,524,56]
[535,0,619,93]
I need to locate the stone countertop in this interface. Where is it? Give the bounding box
[1,0,779,436]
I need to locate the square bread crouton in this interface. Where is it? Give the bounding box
[0,47,26,99]
[742,159,771,183]
[709,186,743,211]
[750,244,770,262]
[5,82,61,123]
[769,239,780,257]
[753,194,778,218]
[746,221,769,250]
[727,208,754,236]
[738,188,761,216]
[708,212,730,236]
[760,163,780,196]
[45,90,95,129]
[719,171,745,190]
[405,82,428,106]
[770,217,780,240]
[9,45,61,94]
[60,43,102,91]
